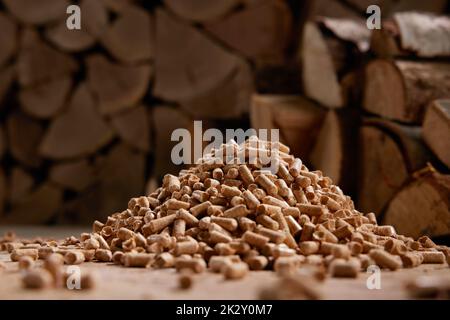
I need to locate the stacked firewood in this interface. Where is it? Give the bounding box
[0,0,295,224]
[250,0,450,240]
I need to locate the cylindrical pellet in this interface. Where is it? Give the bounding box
[64,251,85,265]
[256,215,279,230]
[246,255,268,270]
[189,201,211,217]
[256,227,286,244]
[401,252,423,268]
[299,241,320,255]
[10,249,38,261]
[369,249,402,270]
[142,214,177,235]
[95,249,112,262]
[209,230,232,244]
[297,204,325,217]
[112,251,124,265]
[154,252,175,268]
[329,259,359,278]
[173,219,186,238]
[222,262,249,280]
[242,231,269,248]
[255,174,278,196]
[123,253,154,268]
[175,258,207,273]
[420,251,445,264]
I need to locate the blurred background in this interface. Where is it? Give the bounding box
[0,0,449,243]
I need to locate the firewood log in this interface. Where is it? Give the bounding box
[300,18,370,109]
[371,13,450,58]
[0,65,15,104]
[110,105,151,153]
[250,94,325,160]
[86,54,152,115]
[101,5,154,63]
[164,0,241,22]
[39,83,115,159]
[179,58,254,119]
[49,159,96,192]
[19,75,72,119]
[309,109,359,192]
[3,0,69,25]
[0,12,18,67]
[423,100,450,169]
[364,59,450,124]
[358,120,432,215]
[153,9,238,101]
[384,167,450,239]
[45,20,96,52]
[205,0,292,63]
[1,183,63,224]
[9,167,34,205]
[17,29,78,87]
[153,105,192,178]
[6,112,43,168]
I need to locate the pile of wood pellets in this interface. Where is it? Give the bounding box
[1,137,450,293]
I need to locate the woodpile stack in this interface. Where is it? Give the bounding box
[0,0,295,224]
[250,2,450,240]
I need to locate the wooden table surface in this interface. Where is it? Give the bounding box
[1,226,449,300]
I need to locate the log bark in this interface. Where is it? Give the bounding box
[3,0,69,25]
[153,9,238,101]
[1,183,63,224]
[0,12,18,67]
[19,75,72,119]
[153,105,192,178]
[18,29,78,87]
[300,18,369,109]
[371,13,450,58]
[39,83,115,159]
[101,5,154,63]
[49,159,96,192]
[309,109,359,192]
[164,0,241,22]
[6,112,43,168]
[86,54,152,115]
[364,59,450,124]
[110,105,151,153]
[45,20,96,52]
[179,58,254,119]
[357,120,432,215]
[423,100,450,168]
[9,167,34,205]
[250,94,325,160]
[205,0,292,63]
[384,168,450,239]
